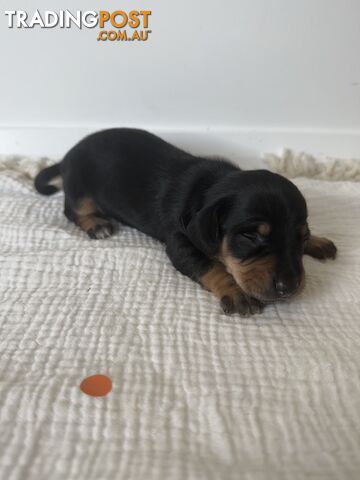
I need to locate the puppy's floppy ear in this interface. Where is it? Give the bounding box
[184,196,231,257]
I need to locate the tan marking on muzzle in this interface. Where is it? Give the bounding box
[219,237,276,298]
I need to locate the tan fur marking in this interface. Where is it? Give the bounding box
[200,263,240,300]
[48,176,63,190]
[76,215,109,233]
[76,197,97,216]
[219,237,276,298]
[257,223,271,236]
[77,216,96,232]
[74,197,107,234]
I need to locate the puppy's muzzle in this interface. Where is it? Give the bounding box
[221,253,305,302]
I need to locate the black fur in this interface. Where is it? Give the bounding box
[34,163,61,195]
[35,128,336,315]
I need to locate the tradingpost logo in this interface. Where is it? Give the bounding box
[4,10,152,42]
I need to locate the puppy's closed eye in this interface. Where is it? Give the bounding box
[239,231,260,243]
[238,222,271,243]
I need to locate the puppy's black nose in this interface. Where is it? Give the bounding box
[275,281,287,296]
[275,279,299,297]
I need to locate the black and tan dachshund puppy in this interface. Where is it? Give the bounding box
[35,129,337,316]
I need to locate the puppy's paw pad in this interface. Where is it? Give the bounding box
[246,297,264,315]
[236,296,264,317]
[321,239,337,259]
[87,223,113,240]
[221,296,236,315]
[310,237,337,260]
[221,294,264,317]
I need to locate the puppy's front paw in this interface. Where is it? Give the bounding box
[87,222,113,240]
[305,235,337,260]
[199,263,264,317]
[237,295,264,317]
[221,293,264,317]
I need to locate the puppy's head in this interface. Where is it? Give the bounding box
[186,170,309,302]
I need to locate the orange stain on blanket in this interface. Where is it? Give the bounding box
[80,374,112,397]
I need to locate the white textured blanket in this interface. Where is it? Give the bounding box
[1,159,360,480]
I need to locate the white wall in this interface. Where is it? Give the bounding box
[1,0,360,162]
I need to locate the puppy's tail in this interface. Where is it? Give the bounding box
[34,163,62,195]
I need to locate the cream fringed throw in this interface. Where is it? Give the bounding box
[264,148,360,181]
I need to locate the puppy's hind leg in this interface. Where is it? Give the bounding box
[65,196,114,240]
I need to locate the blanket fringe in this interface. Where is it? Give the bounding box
[0,155,54,181]
[264,149,360,181]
